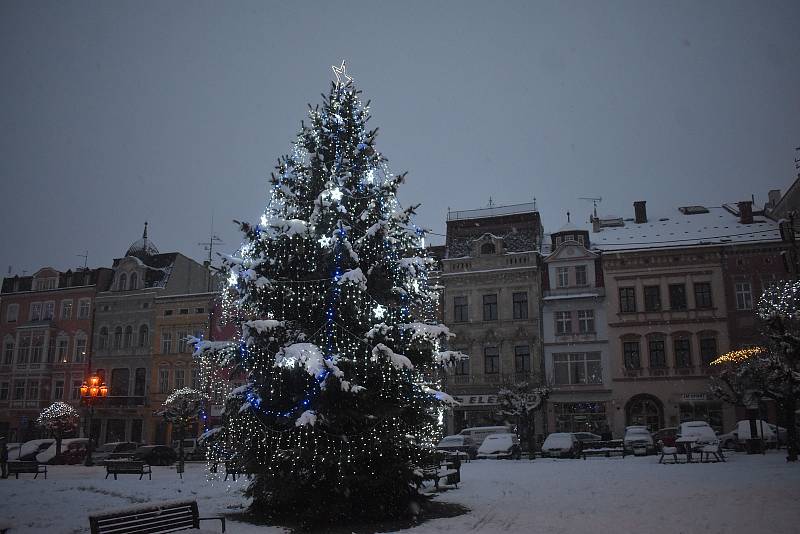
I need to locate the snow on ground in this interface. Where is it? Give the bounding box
[1,452,798,533]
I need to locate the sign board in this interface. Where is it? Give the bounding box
[451,395,499,407]
[681,393,707,402]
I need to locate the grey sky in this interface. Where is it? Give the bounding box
[1,0,799,275]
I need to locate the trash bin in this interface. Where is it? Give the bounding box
[745,439,763,454]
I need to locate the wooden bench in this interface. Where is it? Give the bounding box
[223,461,248,482]
[105,460,152,480]
[7,461,47,479]
[581,440,626,460]
[420,453,461,490]
[89,499,225,533]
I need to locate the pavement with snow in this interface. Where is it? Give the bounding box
[1,452,798,533]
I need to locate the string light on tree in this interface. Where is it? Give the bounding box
[710,347,766,366]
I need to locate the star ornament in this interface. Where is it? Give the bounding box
[318,235,332,248]
[373,304,387,320]
[332,60,353,86]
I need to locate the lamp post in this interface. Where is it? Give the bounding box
[80,373,108,466]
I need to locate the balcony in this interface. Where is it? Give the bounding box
[621,366,712,379]
[544,287,605,300]
[104,396,147,407]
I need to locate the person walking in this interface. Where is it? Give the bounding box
[0,437,9,479]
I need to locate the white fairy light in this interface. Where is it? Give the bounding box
[318,235,332,248]
[373,304,387,320]
[330,188,343,201]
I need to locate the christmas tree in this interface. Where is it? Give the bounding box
[194,63,462,526]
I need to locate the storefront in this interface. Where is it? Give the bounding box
[552,401,610,433]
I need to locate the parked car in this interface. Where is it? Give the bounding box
[652,427,677,451]
[676,421,718,448]
[172,438,206,460]
[572,432,602,446]
[719,420,776,450]
[5,442,21,460]
[623,426,654,454]
[36,438,88,464]
[476,433,521,459]
[437,435,479,459]
[93,441,139,463]
[458,426,513,447]
[767,424,788,447]
[112,445,177,466]
[17,439,55,461]
[541,432,579,458]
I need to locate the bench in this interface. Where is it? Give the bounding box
[89,499,226,533]
[7,461,47,479]
[223,461,248,482]
[420,453,461,491]
[105,460,152,480]
[581,440,626,460]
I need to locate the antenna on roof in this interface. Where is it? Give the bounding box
[579,197,602,220]
[76,250,88,270]
[567,211,571,223]
[488,196,494,208]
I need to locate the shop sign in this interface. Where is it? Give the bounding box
[681,393,707,401]
[451,395,499,406]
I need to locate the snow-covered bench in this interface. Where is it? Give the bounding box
[104,460,151,480]
[581,441,626,460]
[89,499,225,533]
[7,461,47,479]
[223,460,248,482]
[420,453,461,490]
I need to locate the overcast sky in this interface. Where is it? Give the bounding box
[1,0,799,275]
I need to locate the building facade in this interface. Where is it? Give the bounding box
[0,267,113,441]
[541,224,612,434]
[440,203,544,436]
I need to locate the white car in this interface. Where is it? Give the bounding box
[476,433,521,459]
[437,435,478,459]
[623,426,654,454]
[720,420,776,450]
[676,421,718,447]
[541,432,579,458]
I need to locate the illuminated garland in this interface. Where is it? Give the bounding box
[710,347,766,366]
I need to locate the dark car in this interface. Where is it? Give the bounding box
[652,427,677,450]
[112,445,177,466]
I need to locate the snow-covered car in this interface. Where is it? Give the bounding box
[720,420,776,450]
[110,445,178,465]
[541,432,579,458]
[172,438,206,460]
[5,442,22,460]
[476,433,521,459]
[623,426,654,454]
[572,432,602,446]
[17,439,55,461]
[36,438,88,464]
[676,421,718,447]
[437,435,478,459]
[767,424,787,447]
[458,426,513,447]
[93,441,139,463]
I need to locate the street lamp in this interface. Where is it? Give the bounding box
[80,373,108,466]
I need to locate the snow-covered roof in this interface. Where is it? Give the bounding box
[554,221,581,234]
[592,206,781,252]
[126,237,159,259]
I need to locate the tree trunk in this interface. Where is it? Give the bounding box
[783,399,798,462]
[55,434,63,461]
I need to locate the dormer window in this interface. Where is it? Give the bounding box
[481,242,496,255]
[129,272,138,290]
[118,273,127,291]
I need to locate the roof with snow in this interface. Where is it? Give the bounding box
[125,222,159,260]
[592,206,782,252]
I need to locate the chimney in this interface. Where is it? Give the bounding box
[738,201,753,224]
[768,189,781,208]
[634,201,647,224]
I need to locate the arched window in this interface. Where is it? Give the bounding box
[98,327,109,349]
[129,272,138,290]
[118,273,127,291]
[138,325,149,348]
[114,326,123,349]
[625,394,664,431]
[123,325,133,348]
[481,242,496,255]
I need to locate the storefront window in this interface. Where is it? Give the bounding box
[553,402,608,433]
[679,402,723,432]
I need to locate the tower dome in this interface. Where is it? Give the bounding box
[126,222,159,259]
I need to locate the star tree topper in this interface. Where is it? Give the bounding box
[331,60,353,85]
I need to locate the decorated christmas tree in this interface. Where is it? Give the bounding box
[194,63,462,526]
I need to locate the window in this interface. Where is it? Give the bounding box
[123,326,133,348]
[644,286,661,311]
[43,301,55,320]
[453,296,468,322]
[577,310,595,333]
[735,282,753,310]
[111,368,130,397]
[30,339,43,364]
[138,325,149,347]
[78,299,90,319]
[161,332,172,354]
[648,337,666,368]
[556,267,569,288]
[6,303,19,322]
[481,242,496,255]
[71,380,81,400]
[4,341,14,365]
[177,331,188,353]
[191,368,200,389]
[195,307,205,314]
[484,346,500,374]
[483,294,498,321]
[98,327,108,349]
[553,352,602,385]
[17,337,30,364]
[623,341,641,369]
[575,265,587,286]
[179,308,189,315]
[60,300,73,319]
[700,337,718,365]
[577,235,585,246]
[57,338,69,362]
[674,338,692,368]
[512,292,528,320]
[669,284,687,310]
[129,272,138,290]
[164,310,174,316]
[619,288,636,313]
[27,381,39,400]
[158,367,170,394]
[514,345,531,373]
[555,311,572,334]
[113,327,122,349]
[694,283,712,309]
[74,337,87,363]
[118,273,127,291]
[53,380,64,400]
[134,368,147,397]
[14,381,25,400]
[0,382,8,401]
[174,368,185,389]
[30,302,42,321]
[455,356,469,376]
